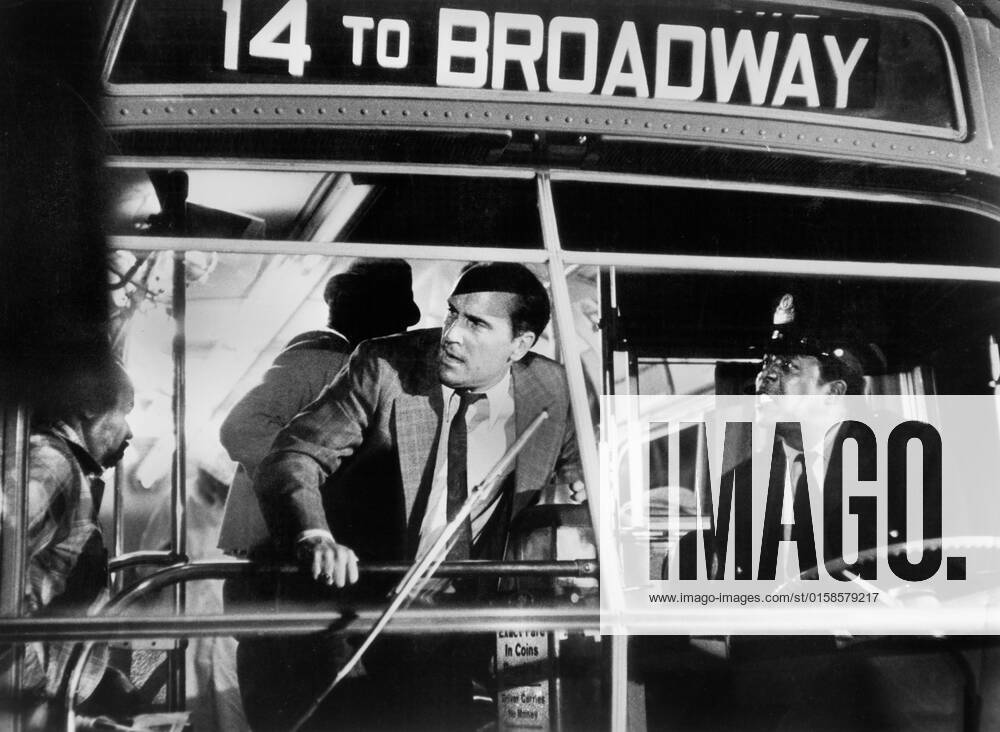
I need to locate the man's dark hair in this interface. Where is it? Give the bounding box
[818,353,865,395]
[33,351,132,425]
[451,262,550,338]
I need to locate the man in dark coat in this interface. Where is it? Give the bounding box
[218,258,420,554]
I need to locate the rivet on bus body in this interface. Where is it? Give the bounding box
[506,113,513,121]
[423,110,431,117]
[704,126,711,133]
[231,107,239,114]
[359,108,367,115]
[929,149,936,155]
[188,108,197,115]
[946,152,954,159]
[834,137,842,144]
[907,145,915,151]
[624,118,631,125]
[853,140,860,146]
[165,106,174,114]
[253,108,262,114]
[797,134,805,140]
[816,136,824,142]
[275,107,284,114]
[740,129,747,135]
[143,108,151,115]
[890,144,898,150]
[381,109,389,116]
[210,108,219,115]
[545,115,552,122]
[777,132,784,139]
[566,117,573,124]
[443,111,451,118]
[682,124,690,131]
[318,107,326,115]
[484,111,491,118]
[758,130,766,137]
[722,127,729,134]
[401,110,409,116]
[585,117,592,124]
[664,123,671,130]
[605,119,612,125]
[298,108,306,115]
[644,122,651,129]
[338,107,346,114]
[119,108,129,116]
[466,111,473,119]
[525,114,533,121]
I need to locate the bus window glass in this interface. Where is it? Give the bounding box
[344,174,542,248]
[108,169,543,249]
[100,249,599,726]
[600,265,1000,603]
[553,182,1000,267]
[110,251,595,581]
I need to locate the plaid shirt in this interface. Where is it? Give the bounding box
[21,422,110,698]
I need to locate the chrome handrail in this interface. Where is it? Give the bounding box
[107,551,186,574]
[61,557,599,730]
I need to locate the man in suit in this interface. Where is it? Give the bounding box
[241,262,582,730]
[217,257,420,555]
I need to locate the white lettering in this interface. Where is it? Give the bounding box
[824,35,868,108]
[653,24,706,101]
[342,15,374,67]
[547,16,599,94]
[600,21,648,97]
[437,9,490,88]
[492,13,543,91]
[771,33,819,106]
[248,0,312,77]
[376,19,409,69]
[711,27,778,105]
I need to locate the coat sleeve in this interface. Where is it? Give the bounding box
[553,396,585,485]
[252,341,382,550]
[219,347,348,475]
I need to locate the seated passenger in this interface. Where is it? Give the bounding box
[218,257,420,554]
[239,263,583,730]
[3,352,134,704]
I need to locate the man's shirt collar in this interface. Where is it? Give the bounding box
[442,369,514,429]
[47,421,104,477]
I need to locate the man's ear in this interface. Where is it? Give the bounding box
[826,379,848,397]
[509,330,536,362]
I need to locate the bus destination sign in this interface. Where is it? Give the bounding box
[111,0,957,129]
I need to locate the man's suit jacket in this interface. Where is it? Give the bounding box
[254,328,582,561]
[217,330,351,554]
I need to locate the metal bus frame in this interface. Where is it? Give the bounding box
[2,0,1000,729]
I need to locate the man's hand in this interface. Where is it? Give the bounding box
[296,534,359,587]
[541,480,588,504]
